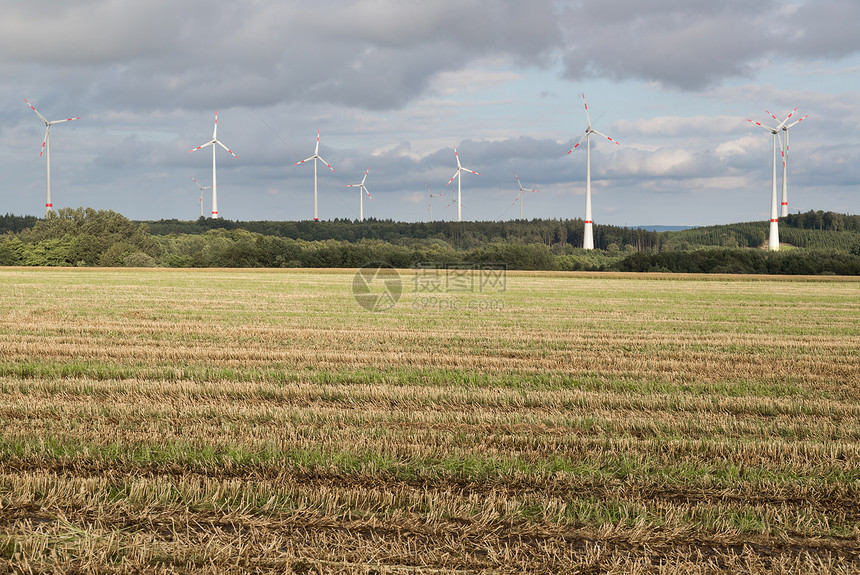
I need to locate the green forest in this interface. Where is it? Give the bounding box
[1,208,859,274]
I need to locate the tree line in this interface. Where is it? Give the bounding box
[0,208,858,274]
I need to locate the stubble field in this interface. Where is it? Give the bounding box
[0,267,858,574]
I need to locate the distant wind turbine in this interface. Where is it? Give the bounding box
[766,108,808,217]
[446,146,480,222]
[513,174,539,220]
[346,168,373,222]
[25,99,81,217]
[747,113,787,251]
[295,131,336,221]
[189,112,237,219]
[567,93,620,250]
[191,176,211,218]
[426,184,444,221]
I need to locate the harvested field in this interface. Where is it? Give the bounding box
[0,268,858,573]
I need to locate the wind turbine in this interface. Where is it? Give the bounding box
[747,114,785,251]
[513,173,539,220]
[191,176,211,218]
[446,146,480,222]
[25,99,81,217]
[446,197,465,214]
[346,168,373,222]
[295,131,336,221]
[426,184,444,221]
[766,108,808,217]
[189,112,237,219]
[567,93,620,250]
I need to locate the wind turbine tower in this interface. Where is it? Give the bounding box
[25,99,81,217]
[189,112,237,219]
[346,168,373,222]
[446,146,480,222]
[767,108,807,217]
[747,114,786,251]
[295,131,336,221]
[567,93,620,249]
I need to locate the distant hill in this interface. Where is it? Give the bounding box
[632,225,692,232]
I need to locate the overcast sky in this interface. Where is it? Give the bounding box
[2,0,859,226]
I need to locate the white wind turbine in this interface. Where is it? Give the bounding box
[191,176,211,218]
[747,113,787,251]
[346,168,373,222]
[567,93,620,250]
[25,99,81,217]
[513,173,539,220]
[295,131,336,221]
[766,108,808,217]
[446,146,480,222]
[189,112,237,219]
[426,184,444,221]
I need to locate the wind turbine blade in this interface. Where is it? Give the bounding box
[446,171,458,186]
[453,146,462,168]
[582,92,592,128]
[216,140,238,159]
[314,130,320,154]
[39,128,48,157]
[592,130,620,145]
[364,186,373,201]
[786,114,808,129]
[463,168,481,176]
[361,167,369,184]
[567,132,589,154]
[213,111,218,140]
[189,141,214,153]
[50,116,81,125]
[747,119,776,133]
[317,155,336,173]
[781,107,798,126]
[25,99,49,124]
[294,156,314,166]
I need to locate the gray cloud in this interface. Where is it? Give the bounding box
[558,0,860,91]
[0,0,562,112]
